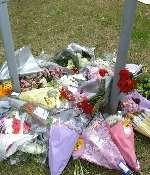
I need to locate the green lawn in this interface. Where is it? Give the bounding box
[0,0,150,174]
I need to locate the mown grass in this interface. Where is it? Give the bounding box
[0,0,150,175]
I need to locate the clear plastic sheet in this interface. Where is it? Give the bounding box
[6,97,55,126]
[0,46,42,80]
[56,108,90,134]
[67,43,95,62]
[0,100,11,117]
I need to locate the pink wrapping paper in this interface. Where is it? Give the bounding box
[73,116,129,172]
[108,122,140,172]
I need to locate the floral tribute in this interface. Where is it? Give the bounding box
[59,86,94,115]
[117,68,136,93]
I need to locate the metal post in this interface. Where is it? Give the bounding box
[0,0,21,92]
[109,0,137,114]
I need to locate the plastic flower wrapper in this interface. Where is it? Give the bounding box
[0,110,35,161]
[0,99,11,117]
[126,111,150,138]
[18,131,48,165]
[107,119,140,172]
[8,134,48,165]
[0,102,49,162]
[79,77,112,113]
[7,97,56,127]
[59,73,86,88]
[48,108,91,175]
[81,65,112,81]
[86,66,109,80]
[120,98,140,114]
[78,79,102,95]
[19,87,62,109]
[90,53,116,70]
[72,114,133,174]
[0,46,42,80]
[58,74,98,100]
[53,43,95,68]
[125,64,143,76]
[36,52,72,74]
[0,133,36,161]
[105,111,123,127]
[125,90,150,110]
[19,102,56,126]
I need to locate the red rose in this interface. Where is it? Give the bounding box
[117,68,136,94]
[119,69,130,80]
[126,79,135,90]
[118,79,135,93]
[99,68,108,77]
[121,85,130,93]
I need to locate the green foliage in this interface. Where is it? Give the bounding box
[136,74,150,99]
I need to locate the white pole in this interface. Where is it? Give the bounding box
[109,0,137,113]
[0,0,21,92]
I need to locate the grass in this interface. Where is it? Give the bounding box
[0,0,150,174]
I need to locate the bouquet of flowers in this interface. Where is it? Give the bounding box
[48,99,93,175]
[20,65,69,92]
[19,87,61,109]
[72,114,133,174]
[126,111,150,138]
[53,43,94,69]
[126,90,150,110]
[0,109,48,161]
[107,119,140,172]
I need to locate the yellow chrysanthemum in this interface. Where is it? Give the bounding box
[0,81,12,97]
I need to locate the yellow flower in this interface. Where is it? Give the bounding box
[122,118,131,128]
[0,81,12,96]
[74,137,84,151]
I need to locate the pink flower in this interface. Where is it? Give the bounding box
[12,118,21,134]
